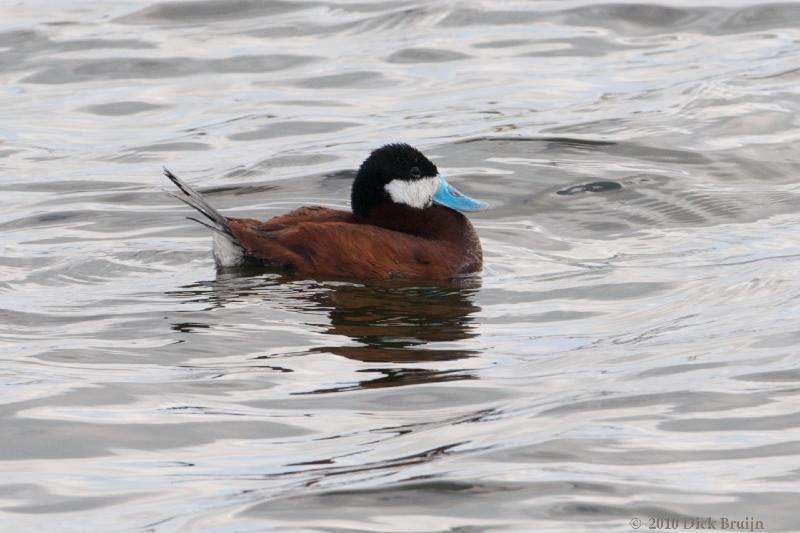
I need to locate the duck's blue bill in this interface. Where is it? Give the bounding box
[432,175,488,212]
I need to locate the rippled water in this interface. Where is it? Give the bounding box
[3,1,800,531]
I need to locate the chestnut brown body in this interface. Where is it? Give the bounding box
[227,204,482,280]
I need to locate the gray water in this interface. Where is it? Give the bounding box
[3,1,800,531]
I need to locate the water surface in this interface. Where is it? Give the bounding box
[3,1,800,531]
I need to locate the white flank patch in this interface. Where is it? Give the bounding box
[384,177,438,209]
[212,232,245,267]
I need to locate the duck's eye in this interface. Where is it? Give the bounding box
[409,166,421,179]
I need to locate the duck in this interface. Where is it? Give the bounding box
[165,143,487,280]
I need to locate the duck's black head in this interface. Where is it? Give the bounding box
[351,143,489,220]
[351,143,440,219]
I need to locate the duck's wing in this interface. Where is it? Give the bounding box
[228,221,461,280]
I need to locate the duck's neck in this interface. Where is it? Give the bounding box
[359,203,474,243]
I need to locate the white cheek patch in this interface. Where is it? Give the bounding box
[384,177,438,209]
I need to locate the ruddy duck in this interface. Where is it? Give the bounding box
[165,143,487,280]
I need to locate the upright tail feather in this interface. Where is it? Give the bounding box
[164,168,249,267]
[163,167,234,238]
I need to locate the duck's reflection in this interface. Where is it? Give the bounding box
[309,281,481,361]
[168,271,482,391]
[305,280,482,392]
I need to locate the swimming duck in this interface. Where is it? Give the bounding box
[165,143,487,280]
